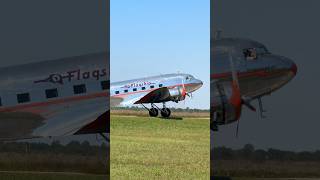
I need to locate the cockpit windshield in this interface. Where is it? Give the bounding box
[255,47,269,55]
[243,46,269,60]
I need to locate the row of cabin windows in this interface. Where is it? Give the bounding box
[0,80,108,106]
[115,84,163,95]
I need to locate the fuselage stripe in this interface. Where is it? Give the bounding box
[0,92,108,112]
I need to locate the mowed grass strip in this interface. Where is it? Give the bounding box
[111,109,209,118]
[0,171,108,180]
[111,115,210,179]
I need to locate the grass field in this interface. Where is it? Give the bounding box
[110,115,210,179]
[0,171,108,180]
[111,108,209,118]
[212,160,320,179]
[0,153,108,173]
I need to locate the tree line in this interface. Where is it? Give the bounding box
[0,141,108,155]
[213,144,320,162]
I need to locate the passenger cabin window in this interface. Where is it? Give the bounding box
[124,89,128,93]
[159,84,163,87]
[46,88,58,99]
[115,91,119,94]
[142,87,146,90]
[101,81,108,90]
[17,93,30,103]
[73,84,86,94]
[0,97,2,106]
[150,85,154,89]
[133,88,137,92]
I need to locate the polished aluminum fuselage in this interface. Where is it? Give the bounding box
[0,52,109,140]
[111,73,203,105]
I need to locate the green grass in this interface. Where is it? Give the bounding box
[110,115,210,179]
[0,171,108,180]
[213,160,320,178]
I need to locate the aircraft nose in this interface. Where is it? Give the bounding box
[197,79,203,88]
[190,79,203,92]
[280,56,297,76]
[291,62,297,75]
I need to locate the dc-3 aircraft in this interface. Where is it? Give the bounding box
[110,74,203,118]
[0,52,109,141]
[211,36,297,134]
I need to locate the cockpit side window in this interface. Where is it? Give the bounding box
[243,48,257,60]
[256,47,269,55]
[243,47,270,60]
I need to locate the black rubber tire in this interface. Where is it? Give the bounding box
[160,108,171,118]
[149,108,158,117]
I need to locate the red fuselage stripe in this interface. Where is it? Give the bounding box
[0,92,108,112]
[211,70,269,79]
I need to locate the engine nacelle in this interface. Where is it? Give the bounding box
[212,82,242,126]
[168,86,186,102]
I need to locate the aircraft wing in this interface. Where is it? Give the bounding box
[111,87,171,107]
[134,87,170,104]
[0,95,108,140]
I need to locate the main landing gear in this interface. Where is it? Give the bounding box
[149,107,158,117]
[142,103,171,118]
[211,112,219,131]
[99,133,109,142]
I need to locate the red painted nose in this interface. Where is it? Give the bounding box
[291,63,297,75]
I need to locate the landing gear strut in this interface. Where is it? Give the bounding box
[142,104,159,117]
[141,103,172,118]
[99,133,109,142]
[211,111,219,131]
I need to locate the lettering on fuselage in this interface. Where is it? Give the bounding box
[34,68,107,85]
[120,81,155,89]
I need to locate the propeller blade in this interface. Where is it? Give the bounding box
[181,75,187,98]
[229,53,242,120]
[242,100,256,112]
[229,52,242,138]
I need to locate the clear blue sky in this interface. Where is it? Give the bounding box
[111,0,210,109]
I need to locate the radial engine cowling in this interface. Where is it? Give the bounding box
[212,82,242,125]
[168,86,186,102]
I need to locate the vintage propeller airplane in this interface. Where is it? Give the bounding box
[211,35,297,135]
[110,74,203,118]
[0,52,109,141]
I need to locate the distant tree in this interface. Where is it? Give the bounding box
[213,146,235,160]
[252,149,267,162]
[240,144,255,160]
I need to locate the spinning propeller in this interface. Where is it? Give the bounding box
[228,53,266,137]
[228,53,242,137]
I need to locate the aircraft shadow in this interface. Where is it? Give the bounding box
[159,117,183,120]
[211,176,232,180]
